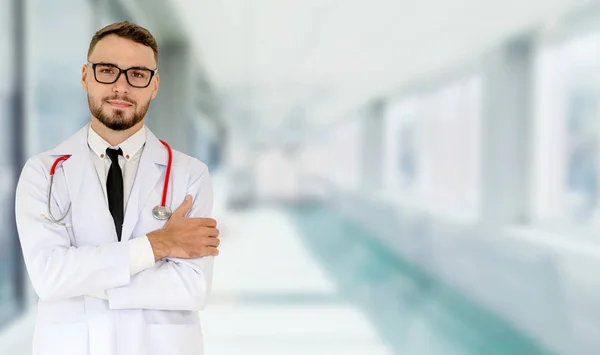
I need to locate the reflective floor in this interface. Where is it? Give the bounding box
[202,200,555,355]
[201,202,393,355]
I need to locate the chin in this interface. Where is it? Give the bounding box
[100,114,135,128]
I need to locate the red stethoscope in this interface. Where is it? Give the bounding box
[44,140,173,225]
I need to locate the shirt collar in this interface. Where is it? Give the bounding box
[87,125,147,161]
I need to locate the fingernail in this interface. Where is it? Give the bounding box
[186,195,191,201]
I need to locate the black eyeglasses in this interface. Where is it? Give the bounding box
[88,62,157,88]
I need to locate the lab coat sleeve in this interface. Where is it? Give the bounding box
[86,236,156,300]
[106,160,215,311]
[15,158,132,303]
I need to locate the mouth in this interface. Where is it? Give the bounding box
[106,100,134,108]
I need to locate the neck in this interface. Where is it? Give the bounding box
[90,117,144,146]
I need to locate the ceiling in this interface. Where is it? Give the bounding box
[166,0,591,135]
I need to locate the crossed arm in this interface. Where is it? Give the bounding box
[15,157,215,311]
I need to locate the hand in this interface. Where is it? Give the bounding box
[147,195,220,261]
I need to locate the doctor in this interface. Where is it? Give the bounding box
[15,21,219,355]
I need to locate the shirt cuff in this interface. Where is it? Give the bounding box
[129,235,156,275]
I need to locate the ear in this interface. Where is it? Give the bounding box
[151,73,160,100]
[81,64,89,92]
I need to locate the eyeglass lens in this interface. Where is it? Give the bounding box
[94,64,152,87]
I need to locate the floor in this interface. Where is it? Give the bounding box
[200,203,553,355]
[200,203,393,355]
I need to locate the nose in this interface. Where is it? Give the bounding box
[112,72,130,94]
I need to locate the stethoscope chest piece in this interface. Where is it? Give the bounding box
[152,205,172,220]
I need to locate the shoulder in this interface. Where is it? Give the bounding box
[172,149,211,182]
[19,150,63,178]
[16,150,67,196]
[20,124,87,175]
[146,126,209,180]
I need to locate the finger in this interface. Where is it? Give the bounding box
[202,227,219,238]
[187,217,217,228]
[180,218,218,230]
[191,227,218,238]
[201,218,217,228]
[203,236,220,247]
[200,246,219,257]
[172,195,193,218]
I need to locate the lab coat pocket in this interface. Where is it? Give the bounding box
[35,322,89,355]
[146,324,203,355]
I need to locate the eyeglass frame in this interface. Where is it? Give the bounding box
[87,61,158,88]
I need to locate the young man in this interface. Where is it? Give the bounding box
[15,21,219,355]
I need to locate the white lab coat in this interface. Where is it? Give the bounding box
[15,124,215,355]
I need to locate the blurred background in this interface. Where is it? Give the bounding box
[3,0,600,354]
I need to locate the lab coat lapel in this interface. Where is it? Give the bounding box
[121,127,169,241]
[53,127,88,208]
[50,124,117,243]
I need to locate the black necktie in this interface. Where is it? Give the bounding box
[106,147,124,241]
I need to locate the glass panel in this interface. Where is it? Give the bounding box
[384,74,482,214]
[30,0,93,154]
[0,0,21,329]
[532,30,600,227]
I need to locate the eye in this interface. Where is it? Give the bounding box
[130,70,148,79]
[96,65,116,74]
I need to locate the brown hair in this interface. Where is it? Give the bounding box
[87,21,159,66]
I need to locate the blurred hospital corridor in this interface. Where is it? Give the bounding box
[5,0,600,354]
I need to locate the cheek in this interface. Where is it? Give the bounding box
[133,93,152,106]
[90,94,106,107]
[88,86,109,101]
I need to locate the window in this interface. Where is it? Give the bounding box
[28,0,93,155]
[0,0,23,329]
[384,95,419,193]
[384,75,482,214]
[532,30,600,227]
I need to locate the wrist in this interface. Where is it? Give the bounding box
[147,231,170,261]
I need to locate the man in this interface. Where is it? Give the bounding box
[15,21,219,355]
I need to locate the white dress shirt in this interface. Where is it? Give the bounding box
[86,125,156,298]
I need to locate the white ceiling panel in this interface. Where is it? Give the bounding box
[168,0,591,131]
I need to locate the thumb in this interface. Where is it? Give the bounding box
[172,195,192,218]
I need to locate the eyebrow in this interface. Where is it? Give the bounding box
[94,61,156,71]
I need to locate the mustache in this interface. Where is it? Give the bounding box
[104,95,135,105]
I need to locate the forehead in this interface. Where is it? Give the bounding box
[89,34,156,68]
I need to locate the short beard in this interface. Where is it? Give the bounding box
[88,94,150,131]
